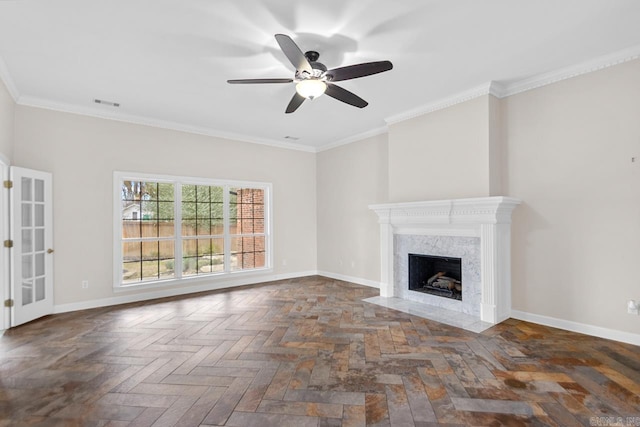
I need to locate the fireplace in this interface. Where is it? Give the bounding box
[369,196,521,325]
[408,254,462,300]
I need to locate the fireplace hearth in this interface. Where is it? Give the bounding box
[408,254,462,300]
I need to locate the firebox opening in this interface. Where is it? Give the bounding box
[408,254,462,300]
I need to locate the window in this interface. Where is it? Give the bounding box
[115,172,271,287]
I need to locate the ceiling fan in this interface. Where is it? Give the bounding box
[227,34,393,114]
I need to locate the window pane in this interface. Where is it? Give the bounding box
[22,229,32,253]
[22,255,33,279]
[196,219,210,236]
[145,182,159,200]
[253,202,264,219]
[22,282,32,306]
[212,237,224,256]
[182,221,196,237]
[123,261,141,283]
[211,220,224,235]
[141,222,158,238]
[122,241,141,262]
[158,220,175,238]
[122,181,154,201]
[123,220,141,239]
[182,184,196,202]
[142,241,159,261]
[182,202,196,220]
[211,202,223,220]
[122,201,141,220]
[159,240,174,259]
[255,251,266,268]
[255,236,265,254]
[196,202,210,219]
[209,259,224,273]
[196,185,211,202]
[141,260,159,280]
[141,200,157,220]
[242,236,255,253]
[160,259,175,280]
[182,257,197,276]
[35,253,45,276]
[241,252,255,269]
[157,202,174,220]
[240,219,253,234]
[211,186,223,203]
[35,179,45,202]
[230,236,265,272]
[197,239,212,256]
[35,204,44,227]
[22,203,32,227]
[21,178,32,202]
[35,278,45,301]
[158,183,174,201]
[182,239,197,257]
[35,229,44,251]
[157,240,174,280]
[254,218,265,233]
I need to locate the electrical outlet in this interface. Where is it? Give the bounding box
[628,300,639,315]
[82,280,89,289]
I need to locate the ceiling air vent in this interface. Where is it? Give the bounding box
[94,99,120,107]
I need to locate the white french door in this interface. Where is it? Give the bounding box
[9,167,54,327]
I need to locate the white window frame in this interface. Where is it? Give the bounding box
[113,171,273,289]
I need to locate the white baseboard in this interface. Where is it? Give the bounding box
[511,310,640,347]
[53,270,318,314]
[316,270,381,289]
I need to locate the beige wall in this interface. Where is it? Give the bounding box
[505,59,640,333]
[13,106,317,305]
[0,77,14,160]
[7,57,640,337]
[316,134,388,283]
[388,95,494,202]
[319,59,640,336]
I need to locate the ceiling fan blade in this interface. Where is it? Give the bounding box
[285,92,305,114]
[275,34,313,74]
[325,60,393,82]
[227,78,293,84]
[325,84,368,108]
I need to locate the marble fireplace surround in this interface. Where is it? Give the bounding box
[369,197,521,325]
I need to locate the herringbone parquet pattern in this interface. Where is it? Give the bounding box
[1,276,639,426]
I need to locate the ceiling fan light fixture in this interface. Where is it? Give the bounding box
[295,79,327,99]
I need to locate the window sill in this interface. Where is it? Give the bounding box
[113,267,273,293]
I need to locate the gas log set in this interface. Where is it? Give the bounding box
[422,272,462,299]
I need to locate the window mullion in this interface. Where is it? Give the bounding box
[223,185,230,273]
[175,182,182,279]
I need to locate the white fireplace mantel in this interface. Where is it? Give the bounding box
[369,196,521,324]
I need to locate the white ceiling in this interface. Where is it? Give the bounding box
[1,0,640,150]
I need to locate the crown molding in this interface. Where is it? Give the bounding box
[0,56,19,102]
[16,96,317,153]
[498,44,640,97]
[382,44,640,130]
[385,82,494,126]
[5,44,640,154]
[316,125,388,153]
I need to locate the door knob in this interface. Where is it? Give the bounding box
[47,248,54,254]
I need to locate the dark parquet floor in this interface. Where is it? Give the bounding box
[1,276,639,426]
